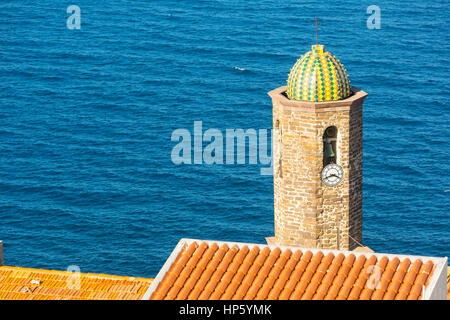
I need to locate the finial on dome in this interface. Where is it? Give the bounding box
[312,44,324,53]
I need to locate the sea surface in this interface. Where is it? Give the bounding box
[0,0,448,278]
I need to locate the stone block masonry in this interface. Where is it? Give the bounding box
[269,87,368,250]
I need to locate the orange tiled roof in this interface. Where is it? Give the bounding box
[447,268,450,300]
[0,266,153,300]
[147,239,446,300]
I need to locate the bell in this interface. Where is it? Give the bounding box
[323,140,335,158]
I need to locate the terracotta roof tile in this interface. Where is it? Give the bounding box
[371,257,401,300]
[0,266,153,300]
[347,255,377,300]
[148,239,446,300]
[176,243,219,299]
[232,246,270,300]
[289,251,323,300]
[255,249,291,300]
[301,253,334,300]
[198,245,239,300]
[337,255,366,300]
[279,250,312,299]
[407,260,434,300]
[220,246,259,300]
[324,253,355,300]
[244,248,281,300]
[267,250,302,300]
[209,245,250,300]
[447,272,450,300]
[313,253,345,300]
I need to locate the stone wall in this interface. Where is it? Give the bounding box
[269,87,367,250]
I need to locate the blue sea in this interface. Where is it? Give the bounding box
[0,0,448,278]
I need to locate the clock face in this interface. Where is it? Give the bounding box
[321,163,344,186]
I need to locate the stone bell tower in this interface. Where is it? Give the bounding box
[268,44,367,250]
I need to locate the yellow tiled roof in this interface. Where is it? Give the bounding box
[0,266,153,300]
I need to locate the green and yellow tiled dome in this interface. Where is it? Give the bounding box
[287,45,351,102]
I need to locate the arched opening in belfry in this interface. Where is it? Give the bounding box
[323,126,337,167]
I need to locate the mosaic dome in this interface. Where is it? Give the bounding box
[286,45,351,102]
